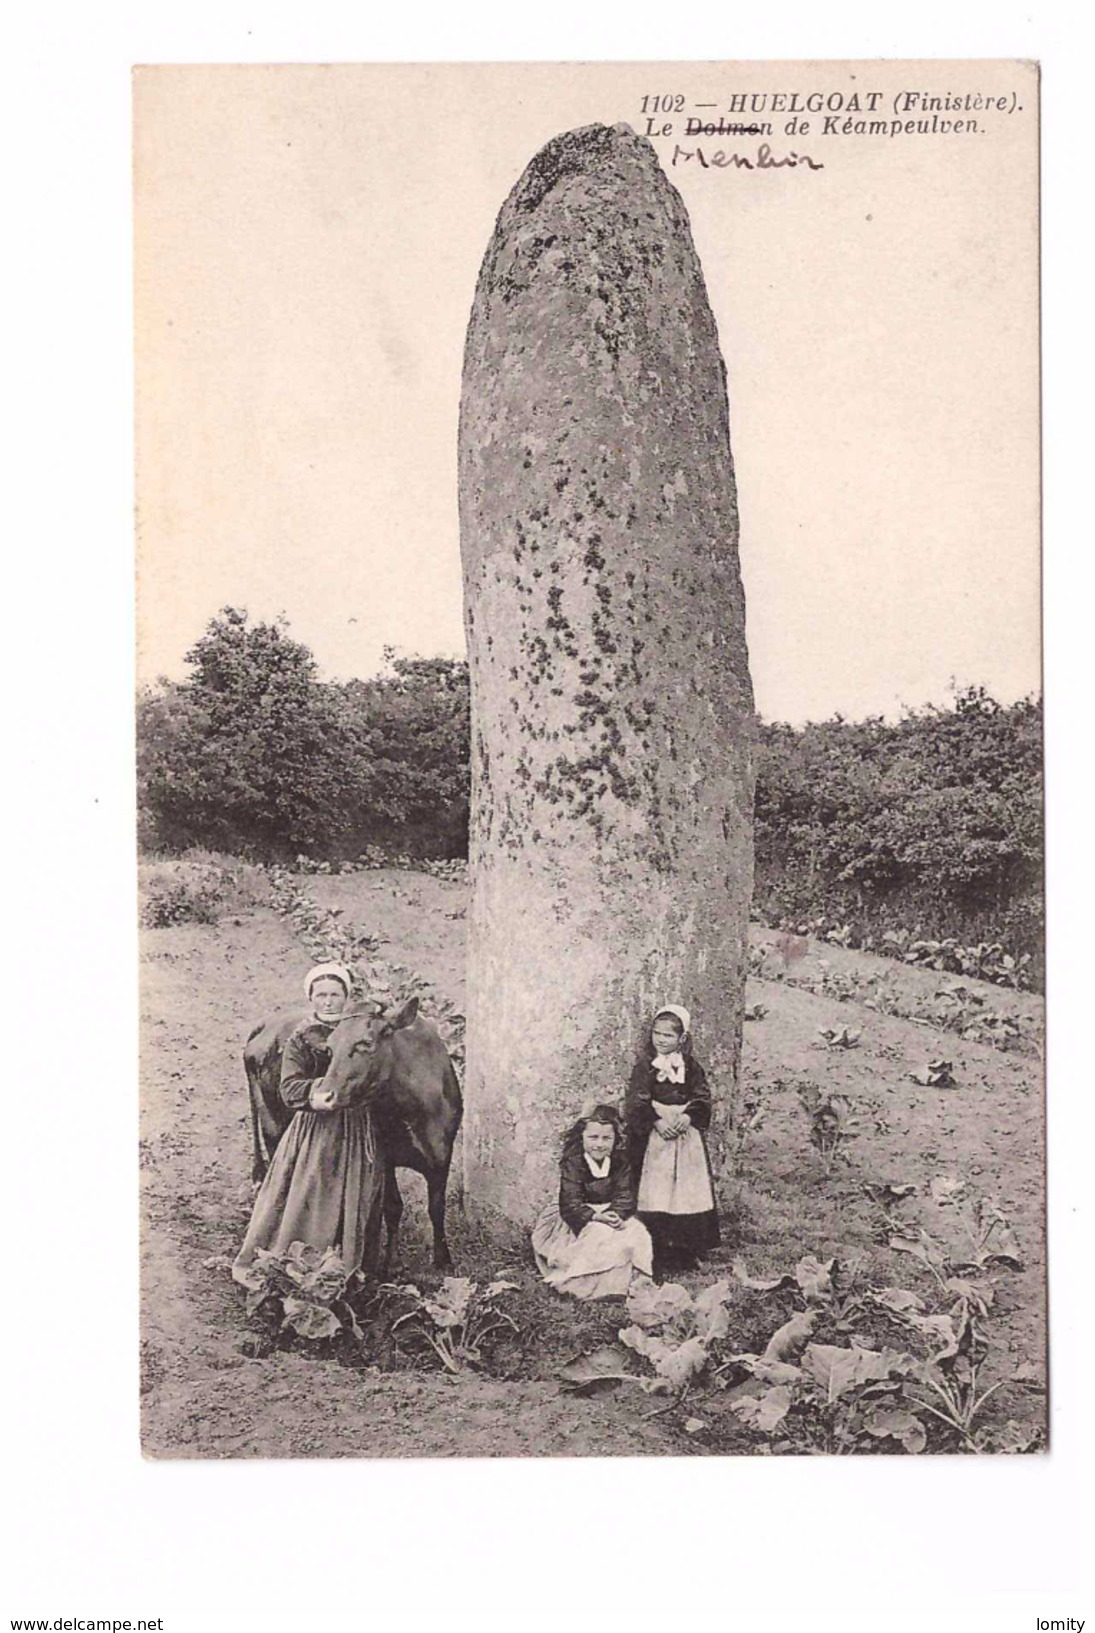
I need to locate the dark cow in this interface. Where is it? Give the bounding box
[244,996,463,1270]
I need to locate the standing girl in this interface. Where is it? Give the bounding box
[625,1005,720,1274]
[531,1104,653,1300]
[233,962,386,1286]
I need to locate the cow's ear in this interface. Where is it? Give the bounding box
[387,996,419,1031]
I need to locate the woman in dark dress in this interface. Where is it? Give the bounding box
[233,962,386,1285]
[625,1005,720,1275]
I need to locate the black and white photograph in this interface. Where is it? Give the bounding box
[131,60,1046,1462]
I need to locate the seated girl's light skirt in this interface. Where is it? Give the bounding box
[637,1102,720,1257]
[532,1204,653,1300]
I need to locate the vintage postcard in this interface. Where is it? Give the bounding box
[134,60,1042,1459]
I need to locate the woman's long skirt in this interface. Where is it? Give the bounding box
[531,1204,654,1300]
[233,1104,386,1283]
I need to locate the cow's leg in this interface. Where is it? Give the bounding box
[382,1166,404,1278]
[427,1165,454,1270]
[247,1076,267,1184]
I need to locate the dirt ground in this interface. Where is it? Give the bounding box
[140,866,1045,1459]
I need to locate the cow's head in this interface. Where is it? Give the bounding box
[323,996,420,1105]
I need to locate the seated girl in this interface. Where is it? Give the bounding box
[625,1004,720,1275]
[531,1103,653,1300]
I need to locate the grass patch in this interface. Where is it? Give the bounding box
[139,850,270,927]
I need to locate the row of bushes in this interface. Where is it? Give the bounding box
[752,687,1043,984]
[138,609,469,862]
[137,611,1043,984]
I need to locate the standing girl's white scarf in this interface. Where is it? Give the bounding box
[651,1051,686,1085]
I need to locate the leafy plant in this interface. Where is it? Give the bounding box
[730,1080,770,1165]
[909,1058,956,1087]
[730,1256,797,1294]
[884,1181,1022,1318]
[796,1084,869,1171]
[825,923,855,947]
[905,938,963,973]
[615,1278,735,1402]
[928,1180,1024,1271]
[885,1227,954,1295]
[141,874,223,927]
[229,1242,365,1342]
[818,1025,862,1050]
[923,985,1030,1049]
[721,1203,1032,1453]
[900,1300,1008,1449]
[902,939,1035,989]
[957,942,1033,987]
[556,1343,643,1395]
[383,1276,519,1374]
[815,964,867,1004]
[718,1309,925,1455]
[805,1343,927,1453]
[863,1180,917,1209]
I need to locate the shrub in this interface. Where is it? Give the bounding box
[232,1242,365,1341]
[139,852,267,927]
[383,1276,520,1373]
[137,611,469,862]
[141,875,223,927]
[753,688,1043,985]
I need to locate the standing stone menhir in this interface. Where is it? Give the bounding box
[458,122,755,1222]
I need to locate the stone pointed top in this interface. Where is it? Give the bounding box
[466,119,713,373]
[500,120,671,216]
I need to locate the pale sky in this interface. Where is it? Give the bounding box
[134,61,1040,723]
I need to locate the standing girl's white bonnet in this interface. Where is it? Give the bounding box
[654,1004,690,1035]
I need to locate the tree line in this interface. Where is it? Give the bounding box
[137,608,470,861]
[137,609,1043,974]
[752,688,1043,974]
